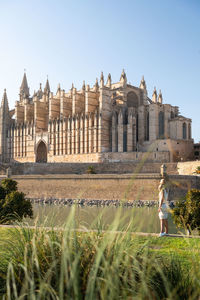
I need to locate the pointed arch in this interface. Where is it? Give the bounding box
[36,140,47,163]
[127,91,139,108]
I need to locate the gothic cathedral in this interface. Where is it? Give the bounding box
[0,71,193,163]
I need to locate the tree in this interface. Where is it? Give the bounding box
[172,189,200,235]
[0,179,33,224]
[1,178,18,194]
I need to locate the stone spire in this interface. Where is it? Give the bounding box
[100,72,104,88]
[106,73,112,88]
[94,78,99,91]
[44,78,50,96]
[0,89,10,162]
[152,87,157,102]
[20,72,30,99]
[82,80,86,91]
[37,83,43,99]
[158,90,163,104]
[120,69,127,86]
[139,76,147,91]
[1,89,9,111]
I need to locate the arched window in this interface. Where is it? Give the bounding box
[183,122,187,139]
[188,123,191,139]
[127,92,139,108]
[159,111,164,139]
[171,111,175,119]
[123,130,127,152]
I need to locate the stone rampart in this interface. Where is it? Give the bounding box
[6,174,200,202]
[8,161,178,175]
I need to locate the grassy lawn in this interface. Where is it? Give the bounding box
[0,226,200,299]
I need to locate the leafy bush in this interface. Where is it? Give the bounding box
[0,179,33,224]
[1,178,18,194]
[172,189,200,234]
[87,165,96,174]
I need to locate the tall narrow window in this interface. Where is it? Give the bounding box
[159,111,164,139]
[136,114,139,142]
[145,112,149,141]
[123,130,127,152]
[188,123,191,139]
[183,122,187,139]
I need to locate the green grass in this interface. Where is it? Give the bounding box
[0,209,200,299]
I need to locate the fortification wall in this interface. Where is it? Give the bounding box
[13,151,170,164]
[9,161,178,175]
[8,174,200,202]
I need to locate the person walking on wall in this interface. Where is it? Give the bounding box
[158,178,169,237]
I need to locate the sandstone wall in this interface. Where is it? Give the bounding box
[177,160,200,175]
[6,174,200,201]
[8,161,178,175]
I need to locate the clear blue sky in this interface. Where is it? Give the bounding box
[0,0,199,141]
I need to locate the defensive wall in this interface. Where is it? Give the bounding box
[5,174,200,202]
[0,161,178,175]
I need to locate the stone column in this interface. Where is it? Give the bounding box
[138,106,145,144]
[71,117,75,154]
[75,115,80,154]
[118,110,123,152]
[149,103,158,141]
[132,116,136,151]
[93,111,98,152]
[59,120,63,155]
[63,118,67,155]
[80,114,84,154]
[17,125,20,158]
[127,109,133,152]
[84,114,89,153]
[98,112,102,152]
[67,117,71,155]
[52,121,55,155]
[55,120,59,155]
[88,113,93,153]
[112,112,117,152]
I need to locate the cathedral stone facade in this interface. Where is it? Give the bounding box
[0,71,193,164]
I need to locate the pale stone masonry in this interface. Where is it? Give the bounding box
[0,70,194,163]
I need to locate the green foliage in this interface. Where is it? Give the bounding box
[0,179,33,224]
[0,219,198,299]
[0,186,6,200]
[1,178,18,194]
[87,165,96,174]
[172,189,200,234]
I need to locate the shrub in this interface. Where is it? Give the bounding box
[0,179,33,224]
[0,186,6,200]
[172,189,200,234]
[87,165,96,174]
[1,178,18,194]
